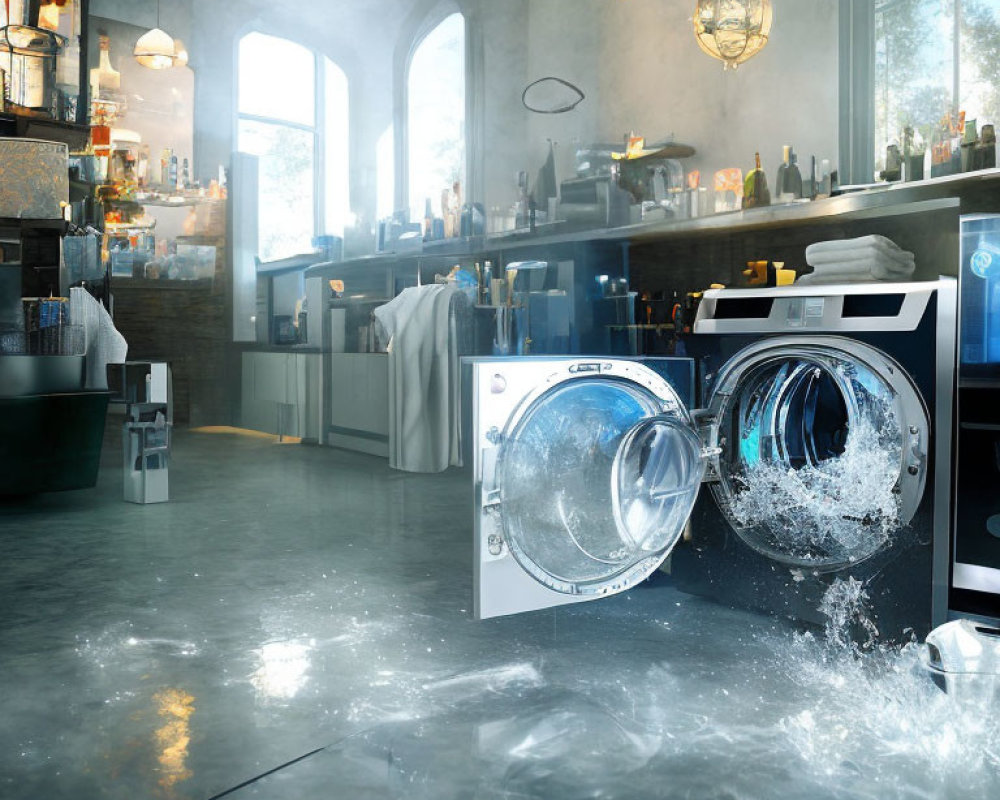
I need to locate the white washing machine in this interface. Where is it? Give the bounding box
[468,280,956,638]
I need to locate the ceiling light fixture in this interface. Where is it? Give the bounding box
[134,0,177,70]
[693,0,773,70]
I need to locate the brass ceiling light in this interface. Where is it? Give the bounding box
[134,0,177,69]
[693,0,773,70]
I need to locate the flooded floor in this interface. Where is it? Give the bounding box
[1,429,997,799]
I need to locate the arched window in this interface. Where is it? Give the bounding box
[236,32,349,262]
[407,13,465,225]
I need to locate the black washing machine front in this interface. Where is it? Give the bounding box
[668,287,946,643]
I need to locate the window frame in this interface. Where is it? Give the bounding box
[235,31,347,262]
[843,0,1000,185]
[394,1,480,223]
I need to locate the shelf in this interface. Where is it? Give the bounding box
[105,219,156,233]
[0,112,89,151]
[606,324,676,330]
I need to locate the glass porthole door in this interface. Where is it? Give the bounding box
[493,368,707,602]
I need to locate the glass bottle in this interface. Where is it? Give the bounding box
[89,35,120,100]
[775,145,802,200]
[424,197,434,240]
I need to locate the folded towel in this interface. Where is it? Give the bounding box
[799,261,915,284]
[808,258,913,277]
[796,273,881,286]
[806,235,914,268]
[806,234,906,256]
[806,257,914,282]
[808,247,915,268]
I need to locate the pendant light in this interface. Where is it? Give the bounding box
[134,0,177,70]
[693,0,773,70]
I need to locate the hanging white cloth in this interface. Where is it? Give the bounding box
[373,284,470,473]
[70,288,127,390]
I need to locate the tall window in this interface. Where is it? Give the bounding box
[407,13,465,224]
[237,33,349,262]
[875,0,1000,175]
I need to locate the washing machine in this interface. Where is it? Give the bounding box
[468,279,956,640]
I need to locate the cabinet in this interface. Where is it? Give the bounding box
[241,351,322,442]
[327,353,389,457]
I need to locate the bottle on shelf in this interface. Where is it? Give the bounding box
[743,152,770,209]
[424,197,434,241]
[160,148,172,187]
[516,170,530,228]
[89,35,121,100]
[775,145,803,201]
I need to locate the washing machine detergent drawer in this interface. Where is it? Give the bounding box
[469,346,931,637]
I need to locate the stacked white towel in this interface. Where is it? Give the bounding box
[800,235,916,285]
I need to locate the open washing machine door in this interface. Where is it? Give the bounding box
[703,336,930,572]
[472,340,930,619]
[473,359,710,619]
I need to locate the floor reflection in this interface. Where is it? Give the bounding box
[153,688,195,794]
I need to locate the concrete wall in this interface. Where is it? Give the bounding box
[510,0,840,207]
[91,0,841,240]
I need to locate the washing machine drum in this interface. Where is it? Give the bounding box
[706,339,929,572]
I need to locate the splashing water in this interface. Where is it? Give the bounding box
[819,576,882,653]
[776,628,1000,797]
[728,412,903,568]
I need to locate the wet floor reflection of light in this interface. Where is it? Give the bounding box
[153,688,195,793]
[251,640,313,702]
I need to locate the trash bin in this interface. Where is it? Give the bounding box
[107,361,171,504]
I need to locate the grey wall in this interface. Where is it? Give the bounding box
[507,0,840,210]
[90,0,841,244]
[89,17,194,174]
[90,0,192,44]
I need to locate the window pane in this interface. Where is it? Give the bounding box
[324,58,350,237]
[960,0,1000,127]
[408,13,465,222]
[238,119,315,262]
[874,1,955,176]
[377,124,394,221]
[238,32,315,126]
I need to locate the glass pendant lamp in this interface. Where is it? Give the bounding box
[693,0,773,70]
